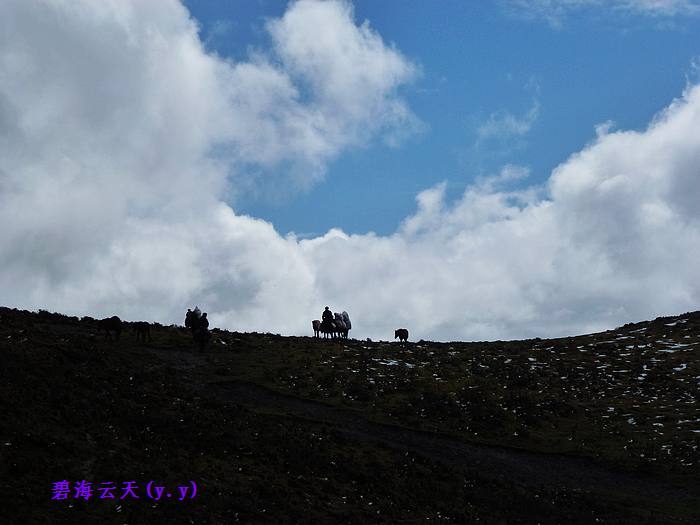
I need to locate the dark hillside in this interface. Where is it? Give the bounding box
[1,307,698,523]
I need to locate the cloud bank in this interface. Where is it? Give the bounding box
[1,0,700,341]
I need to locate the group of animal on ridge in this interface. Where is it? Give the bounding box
[95,305,411,347]
[311,306,410,343]
[96,316,150,342]
[312,307,352,339]
[94,306,211,350]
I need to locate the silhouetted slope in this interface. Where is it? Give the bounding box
[1,307,698,523]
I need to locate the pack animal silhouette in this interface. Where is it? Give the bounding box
[97,316,122,340]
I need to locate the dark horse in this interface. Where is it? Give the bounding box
[193,325,210,351]
[132,321,151,342]
[394,328,409,343]
[319,318,336,339]
[98,316,122,340]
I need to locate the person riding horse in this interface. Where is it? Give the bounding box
[321,306,333,332]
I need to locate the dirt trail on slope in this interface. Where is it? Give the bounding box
[145,345,700,515]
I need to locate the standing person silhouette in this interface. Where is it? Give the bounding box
[194,312,210,351]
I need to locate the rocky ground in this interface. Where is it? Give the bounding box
[0,306,698,523]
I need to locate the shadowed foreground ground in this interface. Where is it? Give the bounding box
[1,307,698,523]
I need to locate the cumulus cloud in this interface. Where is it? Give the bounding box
[259,81,700,341]
[2,0,700,342]
[0,0,417,330]
[221,0,419,191]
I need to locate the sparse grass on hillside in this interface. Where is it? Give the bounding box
[208,316,699,482]
[1,306,698,523]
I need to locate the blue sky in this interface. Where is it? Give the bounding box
[185,0,700,236]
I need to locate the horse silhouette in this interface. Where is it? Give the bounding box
[98,316,122,340]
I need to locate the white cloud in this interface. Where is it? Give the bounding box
[2,0,700,342]
[618,0,700,16]
[285,82,700,341]
[222,0,420,189]
[473,78,540,162]
[503,0,700,27]
[268,0,419,149]
[477,100,540,141]
[0,0,418,329]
